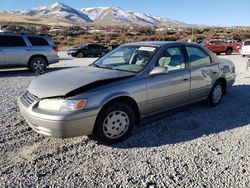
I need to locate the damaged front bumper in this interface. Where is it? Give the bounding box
[17,96,99,138]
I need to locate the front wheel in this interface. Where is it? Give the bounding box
[207,81,223,106]
[93,102,135,144]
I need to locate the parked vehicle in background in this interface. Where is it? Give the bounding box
[0,33,59,71]
[241,39,250,57]
[0,26,4,33]
[18,41,236,144]
[225,40,242,52]
[203,39,237,55]
[67,43,109,58]
[49,26,64,33]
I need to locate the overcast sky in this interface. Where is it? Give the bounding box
[0,0,249,26]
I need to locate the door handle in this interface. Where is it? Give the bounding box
[182,78,189,81]
[212,71,218,74]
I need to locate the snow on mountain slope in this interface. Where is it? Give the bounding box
[81,7,109,20]
[13,2,189,27]
[21,2,92,23]
[81,6,187,27]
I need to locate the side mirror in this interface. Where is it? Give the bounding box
[149,66,168,76]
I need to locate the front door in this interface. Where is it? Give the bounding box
[144,46,190,115]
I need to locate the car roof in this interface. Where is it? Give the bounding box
[122,41,190,47]
[0,33,49,38]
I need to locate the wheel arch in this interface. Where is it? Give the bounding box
[28,54,48,67]
[216,77,227,95]
[98,95,141,125]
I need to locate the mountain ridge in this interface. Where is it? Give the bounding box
[7,2,191,27]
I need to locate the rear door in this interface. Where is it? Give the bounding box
[26,36,51,56]
[185,45,220,103]
[145,45,190,114]
[1,35,30,66]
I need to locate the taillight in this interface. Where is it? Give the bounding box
[52,46,59,52]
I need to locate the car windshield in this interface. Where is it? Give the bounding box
[93,45,158,73]
[80,44,86,48]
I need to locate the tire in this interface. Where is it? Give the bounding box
[29,57,47,72]
[225,48,232,55]
[77,52,84,58]
[93,102,135,144]
[242,55,245,57]
[216,52,221,55]
[207,81,223,106]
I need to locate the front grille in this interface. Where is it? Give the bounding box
[20,91,39,107]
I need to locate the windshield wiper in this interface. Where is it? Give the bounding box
[94,64,114,70]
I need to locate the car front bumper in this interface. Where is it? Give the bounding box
[67,51,78,56]
[17,96,99,138]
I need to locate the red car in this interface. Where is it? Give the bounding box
[203,39,238,55]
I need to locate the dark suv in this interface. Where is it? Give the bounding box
[67,44,109,58]
[0,33,59,71]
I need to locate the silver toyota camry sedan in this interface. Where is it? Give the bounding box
[18,41,236,143]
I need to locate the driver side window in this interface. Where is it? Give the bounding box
[156,46,185,72]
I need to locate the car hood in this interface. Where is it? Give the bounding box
[28,66,136,99]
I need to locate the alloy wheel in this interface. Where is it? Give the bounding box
[212,85,222,104]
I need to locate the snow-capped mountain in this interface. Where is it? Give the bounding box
[14,2,189,27]
[20,2,91,23]
[82,7,149,25]
[81,6,188,27]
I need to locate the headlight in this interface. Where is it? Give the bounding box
[38,99,87,112]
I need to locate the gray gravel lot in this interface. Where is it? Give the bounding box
[0,53,250,187]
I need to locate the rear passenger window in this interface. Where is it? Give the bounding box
[0,36,26,47]
[186,46,211,67]
[28,37,49,46]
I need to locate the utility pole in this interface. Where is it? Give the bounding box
[191,27,194,42]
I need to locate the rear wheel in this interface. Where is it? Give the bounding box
[216,52,221,55]
[242,55,245,57]
[225,48,232,55]
[77,52,84,58]
[93,102,135,144]
[207,81,223,106]
[29,57,47,72]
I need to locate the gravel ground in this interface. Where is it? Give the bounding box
[0,53,250,188]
